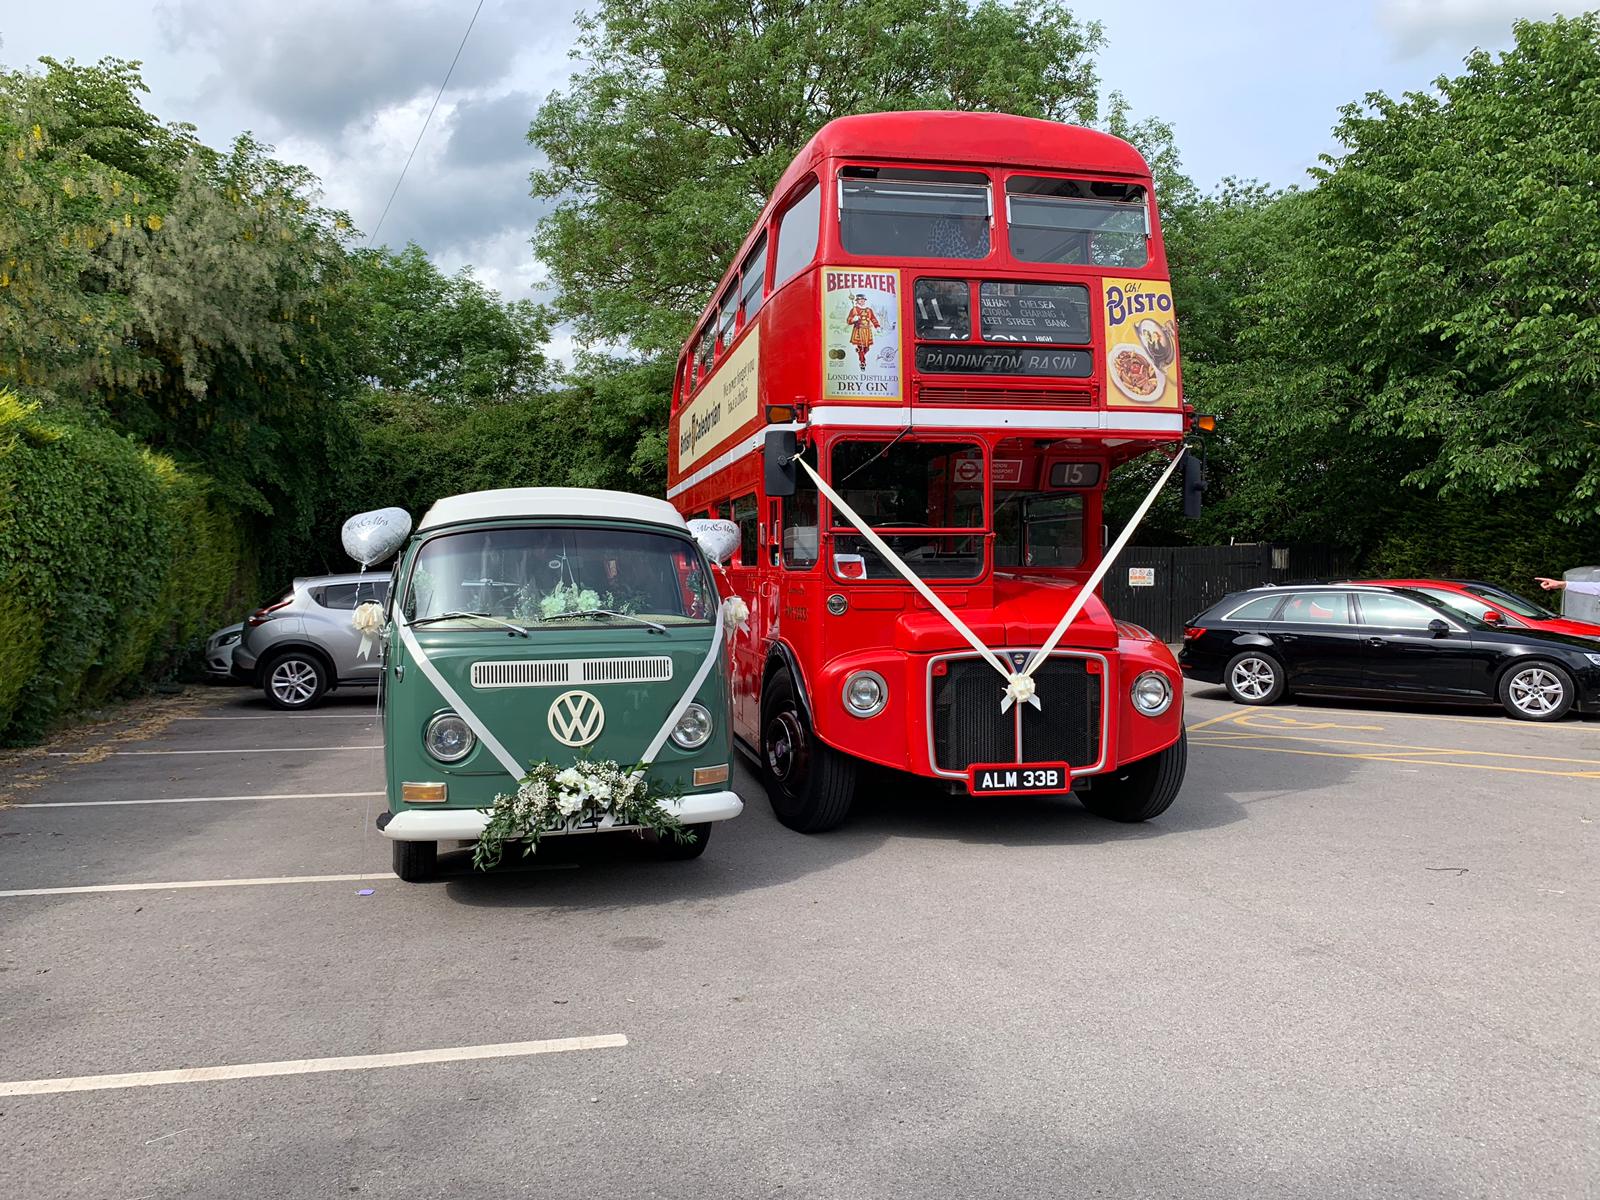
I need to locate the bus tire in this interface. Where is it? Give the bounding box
[760,670,856,833]
[391,839,437,882]
[655,822,713,860]
[1079,732,1187,823]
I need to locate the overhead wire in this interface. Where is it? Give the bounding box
[366,0,486,247]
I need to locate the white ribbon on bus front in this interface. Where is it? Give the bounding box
[1010,446,1186,708]
[796,445,1185,713]
[392,600,731,783]
[795,456,1020,699]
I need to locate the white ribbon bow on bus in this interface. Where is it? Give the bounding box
[796,446,1186,713]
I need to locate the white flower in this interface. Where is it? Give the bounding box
[555,792,583,816]
[555,767,585,789]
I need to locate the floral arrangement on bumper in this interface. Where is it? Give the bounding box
[472,758,691,870]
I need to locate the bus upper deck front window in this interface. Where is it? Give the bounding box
[826,438,985,580]
[839,167,991,260]
[1006,177,1149,268]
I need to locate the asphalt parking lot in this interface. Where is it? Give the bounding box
[1,683,1596,1199]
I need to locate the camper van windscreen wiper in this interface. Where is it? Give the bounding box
[542,609,667,634]
[407,611,529,637]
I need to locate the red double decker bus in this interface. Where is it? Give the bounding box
[667,111,1196,832]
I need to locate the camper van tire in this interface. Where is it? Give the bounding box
[760,670,857,833]
[392,838,438,883]
[1078,732,1187,823]
[655,823,713,860]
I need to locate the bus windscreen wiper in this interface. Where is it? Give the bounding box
[542,609,667,635]
[407,611,529,637]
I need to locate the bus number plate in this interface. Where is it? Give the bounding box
[967,763,1071,796]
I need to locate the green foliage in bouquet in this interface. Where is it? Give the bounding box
[473,758,692,870]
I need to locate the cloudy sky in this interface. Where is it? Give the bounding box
[1,0,1587,330]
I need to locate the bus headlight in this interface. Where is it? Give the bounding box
[1130,671,1173,717]
[424,712,476,762]
[670,703,714,750]
[843,670,887,717]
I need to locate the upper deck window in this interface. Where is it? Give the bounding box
[839,167,991,260]
[716,286,738,349]
[1005,177,1149,268]
[738,232,767,322]
[772,179,821,289]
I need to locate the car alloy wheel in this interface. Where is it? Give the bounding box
[1230,656,1276,701]
[1507,666,1564,716]
[269,658,321,707]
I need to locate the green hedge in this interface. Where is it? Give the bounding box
[0,392,253,745]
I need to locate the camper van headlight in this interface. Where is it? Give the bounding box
[1130,671,1173,717]
[424,712,476,762]
[670,703,714,750]
[843,671,887,717]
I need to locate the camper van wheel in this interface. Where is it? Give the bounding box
[391,839,437,882]
[760,670,856,833]
[1078,733,1187,824]
[655,823,713,860]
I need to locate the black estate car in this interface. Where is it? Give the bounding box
[1179,584,1600,721]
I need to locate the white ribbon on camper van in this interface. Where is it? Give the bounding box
[796,446,1185,713]
[393,601,731,783]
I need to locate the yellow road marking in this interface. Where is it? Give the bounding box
[1268,704,1600,735]
[1192,727,1600,766]
[1230,711,1386,733]
[1184,710,1250,733]
[1189,737,1600,779]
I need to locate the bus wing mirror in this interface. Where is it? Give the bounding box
[765,429,798,497]
[1182,453,1205,519]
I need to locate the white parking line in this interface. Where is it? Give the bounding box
[174,714,376,720]
[13,791,385,809]
[46,746,382,757]
[0,873,392,897]
[0,865,578,898]
[0,1035,629,1097]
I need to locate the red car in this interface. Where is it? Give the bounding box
[1363,578,1600,639]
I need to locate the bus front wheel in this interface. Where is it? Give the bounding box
[1078,733,1187,823]
[760,670,856,833]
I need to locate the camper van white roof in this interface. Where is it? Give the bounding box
[417,488,687,532]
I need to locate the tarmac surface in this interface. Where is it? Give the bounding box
[1,681,1596,1199]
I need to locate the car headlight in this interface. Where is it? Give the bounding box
[670,702,713,750]
[1130,670,1173,717]
[424,712,476,763]
[221,632,241,647]
[1585,652,1600,667]
[843,670,887,717]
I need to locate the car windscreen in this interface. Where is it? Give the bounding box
[404,526,715,627]
[1464,584,1558,620]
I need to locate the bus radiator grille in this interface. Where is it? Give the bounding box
[931,656,1101,772]
[1019,658,1100,767]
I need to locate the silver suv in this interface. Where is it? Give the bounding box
[233,573,391,709]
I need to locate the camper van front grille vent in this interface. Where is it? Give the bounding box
[470,657,674,689]
[581,657,673,685]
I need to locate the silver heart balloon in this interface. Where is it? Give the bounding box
[342,507,413,567]
[687,518,740,565]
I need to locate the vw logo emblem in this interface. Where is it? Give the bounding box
[547,690,605,747]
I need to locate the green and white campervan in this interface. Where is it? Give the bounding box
[368,488,741,881]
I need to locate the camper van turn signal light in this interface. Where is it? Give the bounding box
[693,765,730,787]
[402,782,447,803]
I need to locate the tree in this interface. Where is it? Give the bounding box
[530,0,1106,353]
[1265,14,1600,520]
[339,244,549,404]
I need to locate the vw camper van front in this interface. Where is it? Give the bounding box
[363,488,741,882]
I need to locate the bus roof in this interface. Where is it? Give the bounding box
[787,111,1151,182]
[687,111,1154,344]
[418,488,688,532]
